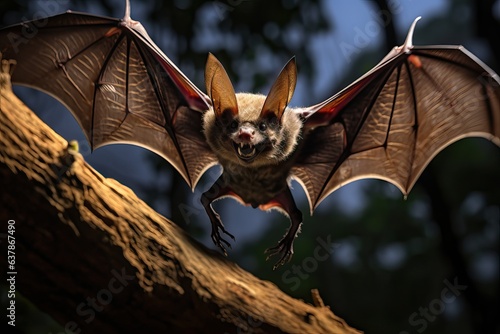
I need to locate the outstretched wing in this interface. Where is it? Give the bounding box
[292,17,500,212]
[0,3,217,189]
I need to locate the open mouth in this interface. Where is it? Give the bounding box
[233,142,260,161]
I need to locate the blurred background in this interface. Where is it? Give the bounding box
[1,0,499,333]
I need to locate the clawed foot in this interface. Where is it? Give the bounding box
[210,213,235,256]
[265,237,294,270]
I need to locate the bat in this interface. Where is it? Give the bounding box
[1,1,499,269]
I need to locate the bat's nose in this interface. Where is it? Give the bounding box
[238,126,255,141]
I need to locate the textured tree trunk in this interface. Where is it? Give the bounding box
[0,63,360,333]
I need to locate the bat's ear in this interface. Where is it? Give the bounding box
[205,53,238,118]
[261,57,297,121]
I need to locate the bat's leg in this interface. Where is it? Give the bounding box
[201,177,235,256]
[263,187,303,269]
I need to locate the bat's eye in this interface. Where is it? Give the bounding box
[259,122,267,132]
[229,120,238,131]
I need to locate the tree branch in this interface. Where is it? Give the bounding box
[0,63,360,333]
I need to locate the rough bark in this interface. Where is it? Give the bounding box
[0,63,360,333]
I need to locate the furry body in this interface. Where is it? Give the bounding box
[203,93,303,206]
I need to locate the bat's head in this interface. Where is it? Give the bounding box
[203,53,302,167]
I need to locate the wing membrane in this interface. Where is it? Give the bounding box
[293,45,500,212]
[0,11,217,189]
